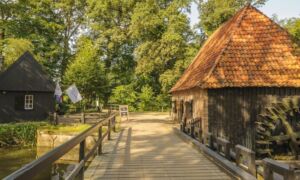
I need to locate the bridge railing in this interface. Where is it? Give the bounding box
[262,158,300,180]
[205,130,300,179]
[4,113,117,180]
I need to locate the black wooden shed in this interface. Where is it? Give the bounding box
[0,51,55,122]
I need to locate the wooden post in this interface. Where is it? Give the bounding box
[79,140,85,180]
[98,126,102,155]
[198,129,203,143]
[113,116,116,132]
[263,162,272,180]
[53,112,58,125]
[235,145,256,176]
[108,119,111,140]
[207,133,214,149]
[81,111,85,124]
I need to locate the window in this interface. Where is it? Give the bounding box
[24,95,34,110]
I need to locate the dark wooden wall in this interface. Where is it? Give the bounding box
[208,87,300,150]
[0,91,55,123]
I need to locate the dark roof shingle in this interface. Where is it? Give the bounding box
[0,51,55,92]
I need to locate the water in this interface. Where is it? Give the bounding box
[0,147,77,179]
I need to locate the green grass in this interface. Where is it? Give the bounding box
[38,123,91,134]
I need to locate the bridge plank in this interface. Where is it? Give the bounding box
[85,113,234,180]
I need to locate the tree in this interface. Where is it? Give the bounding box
[130,0,199,95]
[138,85,155,111]
[284,18,300,43]
[196,0,268,36]
[63,37,108,103]
[2,38,34,69]
[87,0,138,91]
[0,0,86,78]
[109,84,138,111]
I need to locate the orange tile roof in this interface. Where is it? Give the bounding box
[170,5,300,92]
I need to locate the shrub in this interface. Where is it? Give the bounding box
[0,122,46,147]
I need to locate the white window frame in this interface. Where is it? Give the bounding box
[24,95,34,110]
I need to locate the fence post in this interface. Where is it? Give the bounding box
[113,116,116,132]
[53,112,58,125]
[191,119,195,138]
[79,140,85,180]
[81,111,85,124]
[98,126,102,155]
[207,133,214,149]
[108,119,111,140]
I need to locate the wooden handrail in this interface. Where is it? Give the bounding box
[4,113,118,180]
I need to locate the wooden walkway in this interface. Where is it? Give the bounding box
[85,113,233,180]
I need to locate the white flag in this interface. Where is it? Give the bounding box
[66,84,82,103]
[54,82,62,96]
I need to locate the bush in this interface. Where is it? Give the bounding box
[109,84,138,111]
[138,85,154,111]
[0,122,47,147]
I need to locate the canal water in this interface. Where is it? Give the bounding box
[0,147,77,179]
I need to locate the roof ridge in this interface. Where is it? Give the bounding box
[197,6,250,88]
[0,51,31,80]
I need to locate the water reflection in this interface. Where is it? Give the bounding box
[0,147,78,180]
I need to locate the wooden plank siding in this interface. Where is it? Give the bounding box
[171,88,209,140]
[172,87,300,150]
[208,87,300,150]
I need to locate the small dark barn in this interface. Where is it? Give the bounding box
[170,5,300,157]
[0,52,55,123]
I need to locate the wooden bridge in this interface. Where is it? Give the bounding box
[5,112,300,180]
[85,113,232,179]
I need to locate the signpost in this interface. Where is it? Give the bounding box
[119,105,129,121]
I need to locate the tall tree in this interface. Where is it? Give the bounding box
[87,0,138,91]
[63,37,108,102]
[0,0,86,77]
[0,0,19,70]
[130,0,199,94]
[196,0,268,36]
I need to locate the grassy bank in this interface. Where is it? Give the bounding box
[0,122,91,148]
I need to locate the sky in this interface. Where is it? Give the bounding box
[189,0,300,26]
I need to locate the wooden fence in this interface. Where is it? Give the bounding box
[182,120,300,180]
[4,113,117,180]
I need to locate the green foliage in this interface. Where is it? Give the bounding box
[87,0,138,89]
[138,85,155,111]
[0,0,86,78]
[131,0,199,96]
[197,0,268,35]
[63,37,109,102]
[284,18,300,43]
[109,84,137,111]
[0,122,91,147]
[2,38,34,69]
[0,122,44,147]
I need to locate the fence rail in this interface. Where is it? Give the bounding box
[4,113,117,180]
[181,117,300,179]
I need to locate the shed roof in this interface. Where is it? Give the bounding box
[171,5,300,92]
[0,51,55,92]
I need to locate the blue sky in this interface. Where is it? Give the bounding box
[189,0,300,26]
